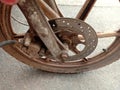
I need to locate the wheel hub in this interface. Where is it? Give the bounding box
[20,18,98,61]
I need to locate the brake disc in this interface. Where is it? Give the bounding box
[49,18,98,61]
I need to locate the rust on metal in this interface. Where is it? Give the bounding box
[49,18,98,60]
[23,31,32,47]
[39,0,60,19]
[76,0,96,20]
[78,31,120,40]
[0,0,120,73]
[44,0,63,17]
[18,0,66,60]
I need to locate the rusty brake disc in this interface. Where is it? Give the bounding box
[49,18,98,61]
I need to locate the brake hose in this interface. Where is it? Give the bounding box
[0,40,17,47]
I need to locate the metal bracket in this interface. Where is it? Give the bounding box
[18,0,66,60]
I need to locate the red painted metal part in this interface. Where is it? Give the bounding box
[0,0,19,5]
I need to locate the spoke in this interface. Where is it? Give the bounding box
[97,31,120,38]
[38,0,60,19]
[78,31,120,40]
[76,0,96,20]
[44,0,63,17]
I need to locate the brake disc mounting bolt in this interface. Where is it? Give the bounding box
[61,53,68,59]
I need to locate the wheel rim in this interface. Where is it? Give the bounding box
[0,3,120,73]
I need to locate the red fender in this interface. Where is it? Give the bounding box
[0,0,19,5]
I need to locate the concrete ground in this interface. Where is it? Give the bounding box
[0,0,120,90]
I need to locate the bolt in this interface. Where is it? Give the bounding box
[45,58,52,62]
[61,52,68,61]
[102,49,107,52]
[61,53,68,58]
[39,27,49,37]
[83,58,88,62]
